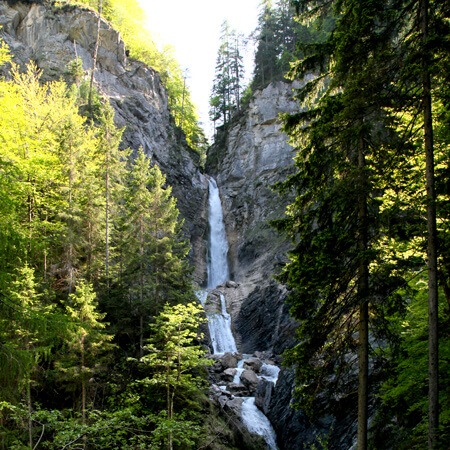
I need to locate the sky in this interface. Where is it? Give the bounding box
[137,0,261,136]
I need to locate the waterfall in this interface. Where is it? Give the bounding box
[207,177,229,288]
[200,177,237,354]
[242,398,278,450]
[202,176,278,449]
[207,294,237,354]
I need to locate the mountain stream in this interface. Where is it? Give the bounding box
[199,176,279,449]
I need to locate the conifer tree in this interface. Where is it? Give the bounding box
[275,1,416,447]
[210,21,245,129]
[112,149,193,356]
[0,265,57,448]
[56,280,114,429]
[139,302,211,450]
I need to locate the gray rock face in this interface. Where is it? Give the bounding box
[266,367,359,450]
[206,81,303,354]
[206,81,344,448]
[0,0,208,282]
[207,81,298,286]
[255,378,274,415]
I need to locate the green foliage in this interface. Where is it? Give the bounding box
[70,0,207,156]
[274,0,417,422]
[0,46,200,446]
[0,36,11,67]
[56,280,114,383]
[372,279,450,449]
[210,21,246,130]
[273,0,450,446]
[137,302,212,449]
[252,0,330,91]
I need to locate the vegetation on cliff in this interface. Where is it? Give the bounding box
[71,0,208,157]
[0,39,212,447]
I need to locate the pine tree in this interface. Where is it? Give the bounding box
[111,149,193,356]
[138,302,211,450]
[210,21,245,129]
[252,0,317,90]
[0,265,57,448]
[55,280,114,430]
[275,1,416,446]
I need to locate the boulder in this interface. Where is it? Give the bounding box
[243,357,263,373]
[222,368,237,382]
[240,369,259,393]
[255,378,274,415]
[220,352,239,370]
[228,383,250,396]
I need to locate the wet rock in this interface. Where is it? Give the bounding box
[220,352,239,370]
[228,383,250,396]
[243,357,263,373]
[222,368,237,382]
[236,282,297,354]
[240,369,259,393]
[255,378,274,415]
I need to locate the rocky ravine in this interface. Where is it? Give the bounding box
[206,80,299,355]
[0,0,209,282]
[206,81,358,449]
[1,2,355,447]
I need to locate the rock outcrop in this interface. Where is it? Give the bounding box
[204,81,302,448]
[206,81,300,353]
[0,0,208,282]
[0,3,357,446]
[207,80,360,448]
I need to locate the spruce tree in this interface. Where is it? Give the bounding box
[55,280,114,429]
[111,149,193,356]
[275,1,416,446]
[210,21,245,129]
[139,302,211,450]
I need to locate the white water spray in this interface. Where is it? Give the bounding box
[200,177,237,354]
[202,177,278,448]
[208,294,237,354]
[242,397,278,450]
[207,178,229,288]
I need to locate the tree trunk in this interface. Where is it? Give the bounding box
[357,134,369,450]
[105,146,110,289]
[27,378,32,450]
[166,360,173,450]
[81,333,87,449]
[420,0,439,448]
[88,0,102,115]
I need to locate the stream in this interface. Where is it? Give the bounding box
[199,176,279,449]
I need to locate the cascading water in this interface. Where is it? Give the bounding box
[202,176,278,449]
[207,294,237,354]
[207,177,229,289]
[200,177,237,354]
[242,398,278,450]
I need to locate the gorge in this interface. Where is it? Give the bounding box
[200,175,278,448]
[0,1,357,448]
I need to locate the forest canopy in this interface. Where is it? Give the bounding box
[270,0,450,448]
[0,33,210,446]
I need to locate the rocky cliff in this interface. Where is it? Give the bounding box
[205,81,358,449]
[0,0,209,282]
[206,80,299,354]
[0,3,353,446]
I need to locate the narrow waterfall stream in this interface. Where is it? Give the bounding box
[207,177,229,289]
[201,176,279,449]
